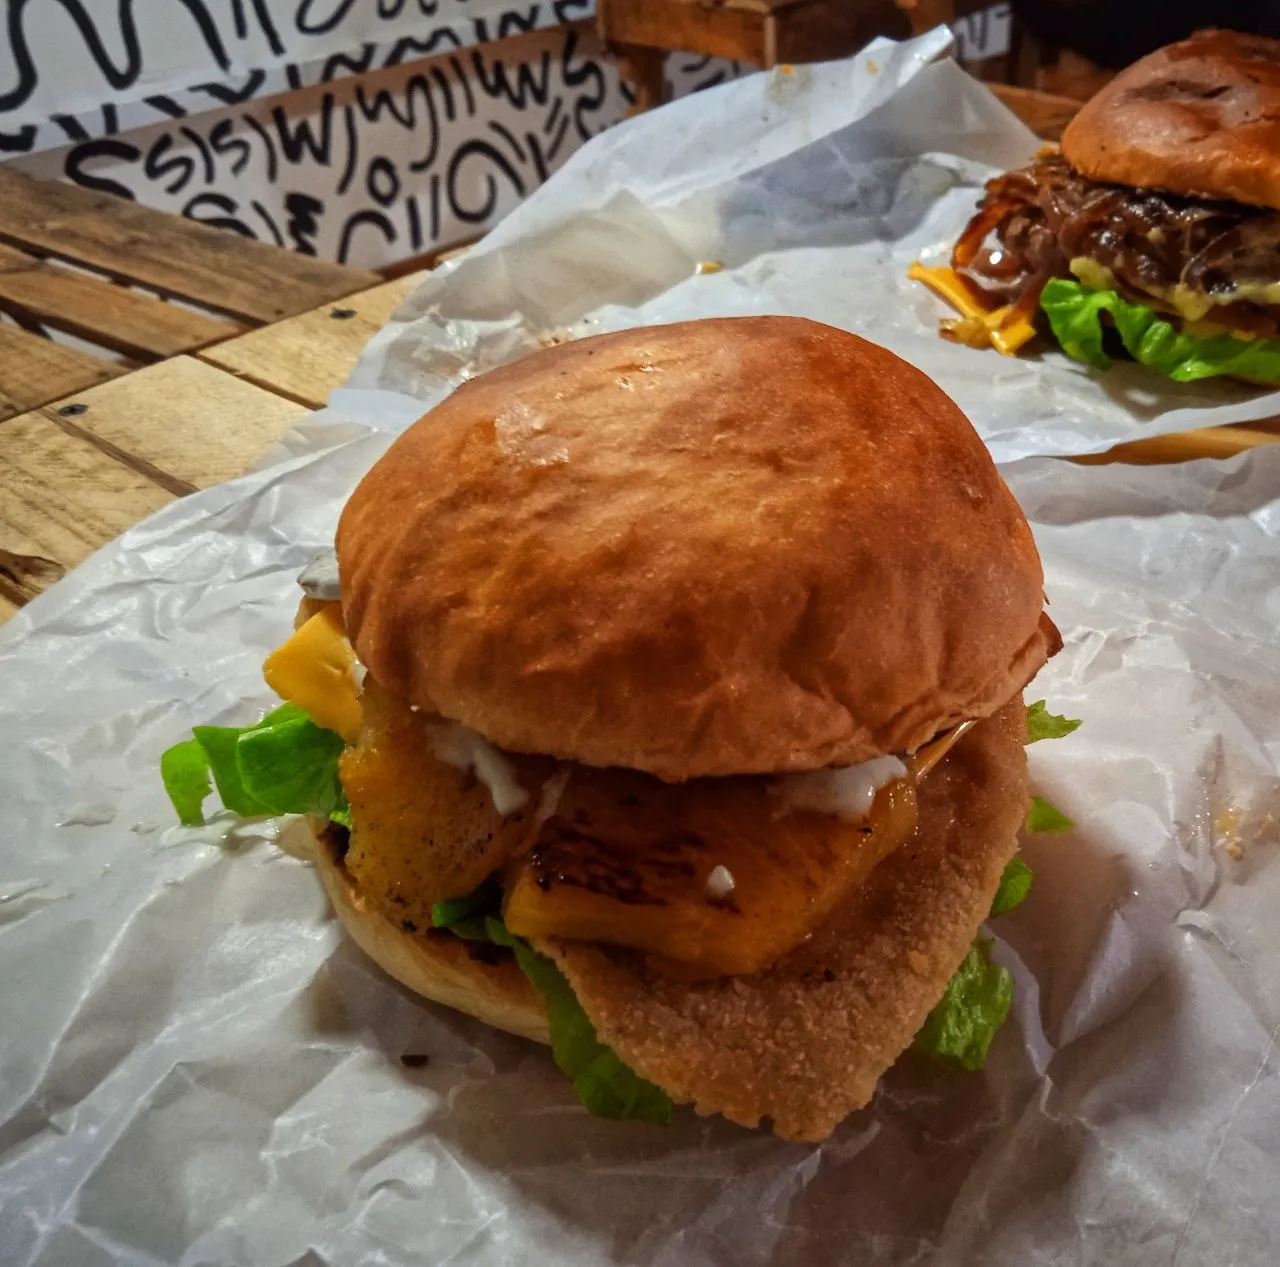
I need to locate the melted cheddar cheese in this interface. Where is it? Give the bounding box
[909,262,1038,355]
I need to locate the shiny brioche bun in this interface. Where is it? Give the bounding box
[309,698,1028,1141]
[310,822,550,1045]
[1062,30,1280,210]
[337,317,1050,781]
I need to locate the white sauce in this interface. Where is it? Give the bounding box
[349,661,367,693]
[297,548,341,601]
[534,766,573,826]
[428,720,529,816]
[706,865,735,901]
[773,755,906,821]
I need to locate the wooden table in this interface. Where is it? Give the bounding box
[601,0,917,110]
[0,167,378,423]
[1,87,1278,627]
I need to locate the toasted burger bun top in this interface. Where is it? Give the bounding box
[338,316,1049,780]
[1062,30,1280,210]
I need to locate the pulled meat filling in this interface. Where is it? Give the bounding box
[954,153,1280,339]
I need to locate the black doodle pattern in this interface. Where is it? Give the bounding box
[0,1,595,153]
[8,24,740,269]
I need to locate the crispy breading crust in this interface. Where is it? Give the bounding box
[540,696,1028,1141]
[309,699,1026,1139]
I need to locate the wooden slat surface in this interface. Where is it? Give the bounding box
[0,323,124,421]
[0,241,240,360]
[0,412,173,609]
[601,0,767,61]
[199,274,423,408]
[989,83,1082,142]
[0,167,378,325]
[46,357,311,494]
[0,360,312,616]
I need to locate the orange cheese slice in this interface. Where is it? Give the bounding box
[909,262,1037,356]
[263,603,363,742]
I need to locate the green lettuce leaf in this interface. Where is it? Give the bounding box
[161,702,347,826]
[484,918,672,1125]
[990,855,1033,917]
[432,897,672,1124]
[914,938,1013,1071]
[430,877,503,943]
[1026,700,1082,744]
[160,739,214,828]
[237,710,344,817]
[1026,794,1074,834]
[1041,278,1280,384]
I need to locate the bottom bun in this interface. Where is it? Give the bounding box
[312,824,550,1045]
[311,694,1027,1138]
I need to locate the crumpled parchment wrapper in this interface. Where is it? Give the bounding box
[346,28,1280,464]
[2,418,1279,1264]
[4,31,1280,1267]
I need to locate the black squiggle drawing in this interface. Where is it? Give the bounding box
[296,0,360,36]
[30,24,738,271]
[146,135,197,194]
[250,0,286,57]
[0,126,37,153]
[385,30,464,67]
[193,71,267,106]
[561,30,606,139]
[52,114,91,142]
[447,137,526,224]
[473,48,553,110]
[285,191,324,253]
[145,95,188,119]
[337,209,397,263]
[253,198,284,244]
[65,137,141,198]
[210,119,253,175]
[367,155,400,206]
[183,190,253,235]
[0,0,231,113]
[272,95,337,164]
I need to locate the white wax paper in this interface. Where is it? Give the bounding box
[349,30,1280,462]
[3,394,1280,1263]
[5,33,1280,1264]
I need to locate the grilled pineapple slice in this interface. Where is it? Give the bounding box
[503,764,918,976]
[341,679,552,932]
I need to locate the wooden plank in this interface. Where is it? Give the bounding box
[0,167,378,325]
[44,357,311,492]
[989,83,1081,142]
[199,274,423,409]
[0,323,124,422]
[600,0,768,61]
[774,0,909,64]
[0,411,173,612]
[1072,423,1280,467]
[0,241,240,360]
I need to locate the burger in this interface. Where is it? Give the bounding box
[161,316,1077,1141]
[912,29,1280,385]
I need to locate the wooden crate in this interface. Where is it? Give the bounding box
[0,167,378,423]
